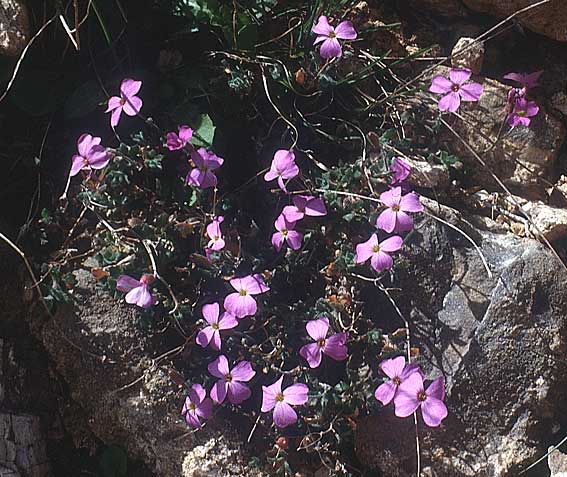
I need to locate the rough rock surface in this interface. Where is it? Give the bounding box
[28,267,263,477]
[434,68,565,200]
[407,0,567,42]
[451,37,484,74]
[549,447,567,477]
[355,199,567,476]
[0,0,29,56]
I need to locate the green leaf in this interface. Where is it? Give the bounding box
[190,114,216,148]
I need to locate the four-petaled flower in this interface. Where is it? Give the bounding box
[374,356,422,405]
[503,71,543,92]
[166,125,193,151]
[282,195,327,222]
[507,97,539,128]
[261,376,309,428]
[116,273,156,308]
[196,302,238,351]
[394,374,448,428]
[208,355,255,405]
[376,187,423,234]
[312,15,357,59]
[106,79,143,127]
[390,157,411,186]
[224,274,270,318]
[187,148,224,189]
[271,213,303,252]
[206,216,225,251]
[264,149,299,192]
[299,317,348,368]
[429,68,483,112]
[181,384,213,429]
[70,134,109,177]
[355,234,403,273]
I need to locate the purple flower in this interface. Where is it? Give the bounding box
[282,195,327,222]
[503,71,543,92]
[429,68,483,113]
[116,274,156,308]
[264,150,299,192]
[374,356,423,406]
[390,157,411,186]
[196,302,238,351]
[224,274,270,318]
[206,216,225,251]
[376,186,423,234]
[105,79,143,128]
[394,374,448,428]
[299,317,348,368]
[166,125,193,151]
[261,376,309,428]
[70,134,109,177]
[271,213,303,252]
[507,97,539,128]
[208,355,255,405]
[186,148,224,189]
[312,15,357,59]
[181,384,213,428]
[355,234,403,273]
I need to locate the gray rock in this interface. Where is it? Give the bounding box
[549,446,567,477]
[0,0,29,57]
[355,200,567,476]
[451,37,484,74]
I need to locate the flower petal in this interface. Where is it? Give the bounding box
[231,361,255,382]
[286,230,303,250]
[261,376,283,412]
[227,381,251,404]
[87,146,109,169]
[110,107,122,128]
[449,68,471,85]
[120,78,142,98]
[459,82,483,101]
[356,234,378,264]
[223,293,257,318]
[429,75,452,94]
[421,396,448,427]
[374,380,397,405]
[105,96,121,113]
[393,211,414,233]
[208,354,230,378]
[334,20,357,40]
[218,312,239,330]
[312,15,334,36]
[319,38,342,59]
[438,92,461,112]
[196,398,213,420]
[380,356,407,379]
[283,383,309,405]
[202,302,219,325]
[299,343,323,368]
[273,402,297,428]
[210,380,228,404]
[116,275,141,292]
[379,235,403,253]
[376,210,397,233]
[426,376,445,401]
[394,373,424,417]
[70,156,85,176]
[122,96,143,116]
[399,192,423,213]
[323,333,348,361]
[241,274,270,295]
[196,326,214,348]
[370,251,393,272]
[188,383,206,404]
[306,317,329,341]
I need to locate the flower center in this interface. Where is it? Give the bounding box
[199,166,208,173]
[282,229,288,237]
[391,204,400,212]
[393,376,401,386]
[188,403,196,411]
[239,289,247,297]
[83,158,90,166]
[517,110,526,116]
[213,235,220,241]
[225,373,233,383]
[451,84,460,93]
[418,391,427,402]
[120,97,126,106]
[212,323,219,330]
[317,338,326,348]
[372,244,380,253]
[275,392,285,402]
[329,30,337,39]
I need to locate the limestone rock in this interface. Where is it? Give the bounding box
[355,200,567,475]
[451,37,484,74]
[549,447,567,477]
[405,158,450,189]
[0,0,29,57]
[521,201,567,240]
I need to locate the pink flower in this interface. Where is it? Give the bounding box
[312,15,357,59]
[299,317,348,368]
[261,376,309,428]
[166,125,193,151]
[390,158,411,186]
[206,216,225,251]
[271,213,303,252]
[376,186,423,234]
[355,234,403,273]
[374,356,423,406]
[70,134,109,177]
[223,274,270,318]
[429,68,483,112]
[196,302,238,350]
[187,148,224,189]
[105,79,143,127]
[264,150,299,192]
[394,374,448,428]
[503,71,543,92]
[282,195,327,222]
[208,355,255,405]
[116,274,156,308]
[181,384,213,428]
[507,97,539,128]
